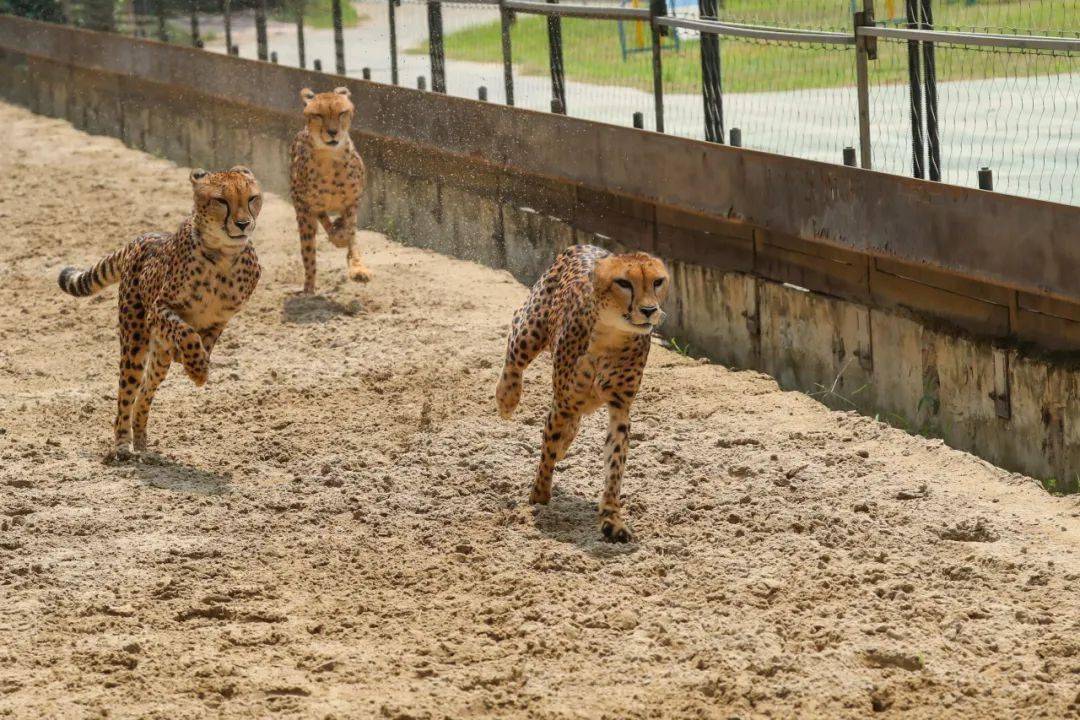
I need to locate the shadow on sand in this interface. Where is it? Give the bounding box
[126,454,232,495]
[282,293,363,324]
[531,488,639,556]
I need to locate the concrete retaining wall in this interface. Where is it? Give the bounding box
[1,18,1077,490]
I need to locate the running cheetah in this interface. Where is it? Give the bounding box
[58,167,262,461]
[289,86,370,293]
[496,245,670,542]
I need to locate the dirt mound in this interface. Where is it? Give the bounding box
[1,102,1078,718]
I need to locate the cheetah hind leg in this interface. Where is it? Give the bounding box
[496,305,548,419]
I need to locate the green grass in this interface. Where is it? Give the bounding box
[414,1,1078,94]
[274,0,361,29]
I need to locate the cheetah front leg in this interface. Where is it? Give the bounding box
[152,303,209,387]
[598,401,633,543]
[529,405,582,505]
[295,205,319,294]
[338,206,372,283]
[131,339,171,455]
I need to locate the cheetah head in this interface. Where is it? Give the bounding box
[190,166,262,253]
[300,86,354,150]
[594,252,670,336]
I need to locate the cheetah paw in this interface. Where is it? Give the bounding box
[528,486,551,505]
[103,446,136,465]
[347,263,373,283]
[600,516,633,543]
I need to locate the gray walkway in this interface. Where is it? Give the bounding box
[202,3,1079,206]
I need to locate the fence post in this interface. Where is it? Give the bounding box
[921,0,940,181]
[255,0,268,61]
[418,75,427,91]
[499,0,515,106]
[222,0,232,54]
[314,58,322,71]
[649,0,665,133]
[189,0,200,46]
[296,2,306,69]
[155,0,167,41]
[854,2,875,170]
[978,167,993,191]
[426,1,447,93]
[478,85,488,101]
[363,67,371,80]
[729,127,741,147]
[388,0,399,85]
[632,111,643,129]
[843,146,857,166]
[546,0,567,114]
[332,0,345,74]
[905,0,925,179]
[698,0,724,143]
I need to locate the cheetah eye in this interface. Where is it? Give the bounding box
[214,198,228,207]
[653,278,665,288]
[614,279,632,290]
[249,195,261,205]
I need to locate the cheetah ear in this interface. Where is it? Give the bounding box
[229,165,255,178]
[333,86,351,98]
[300,87,316,105]
[189,168,209,185]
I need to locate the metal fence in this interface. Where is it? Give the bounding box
[18,0,1080,205]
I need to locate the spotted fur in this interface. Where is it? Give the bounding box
[496,245,670,542]
[58,167,263,461]
[289,86,369,293]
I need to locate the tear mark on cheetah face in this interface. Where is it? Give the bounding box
[190,165,262,253]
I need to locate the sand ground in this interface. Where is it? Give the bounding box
[0,101,1078,719]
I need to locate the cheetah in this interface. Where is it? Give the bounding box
[58,167,262,462]
[289,86,370,293]
[496,245,670,542]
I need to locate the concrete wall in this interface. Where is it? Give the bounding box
[1,19,1077,491]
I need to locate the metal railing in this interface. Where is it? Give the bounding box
[22,0,1080,205]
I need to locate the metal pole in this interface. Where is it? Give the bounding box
[921,0,940,181]
[332,0,345,74]
[271,50,278,63]
[499,0,515,105]
[255,0,268,61]
[189,0,200,46]
[314,58,322,71]
[478,85,488,100]
[546,0,566,114]
[905,0,925,179]
[650,7,664,133]
[729,127,741,147]
[418,75,427,90]
[222,0,232,53]
[427,0,446,93]
[978,167,993,190]
[854,3,874,170]
[698,0,724,143]
[388,0,399,85]
[297,2,306,69]
[155,0,167,41]
[632,111,644,129]
[843,146,857,166]
[363,67,371,80]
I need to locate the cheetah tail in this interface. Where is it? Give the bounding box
[58,247,126,298]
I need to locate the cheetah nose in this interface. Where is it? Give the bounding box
[326,129,339,137]
[640,305,659,318]
[235,219,251,231]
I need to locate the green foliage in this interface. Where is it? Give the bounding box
[0,0,64,22]
[273,0,360,29]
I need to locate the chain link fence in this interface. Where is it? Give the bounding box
[5,0,1078,204]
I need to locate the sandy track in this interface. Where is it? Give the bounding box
[0,101,1078,719]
